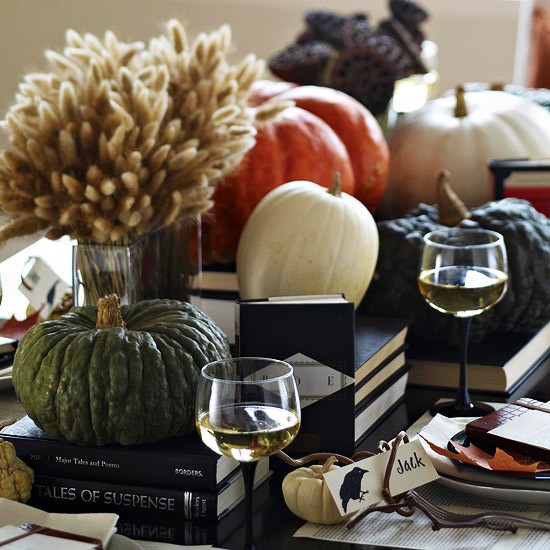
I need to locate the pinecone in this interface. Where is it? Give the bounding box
[269,41,335,85]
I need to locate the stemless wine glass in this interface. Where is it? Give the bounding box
[196,357,300,549]
[418,228,508,417]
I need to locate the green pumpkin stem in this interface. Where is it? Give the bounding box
[328,172,342,197]
[96,293,127,329]
[437,170,471,226]
[454,85,468,118]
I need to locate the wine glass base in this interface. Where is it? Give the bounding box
[429,400,495,418]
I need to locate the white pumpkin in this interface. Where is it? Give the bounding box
[236,177,379,306]
[379,88,550,218]
[282,456,349,524]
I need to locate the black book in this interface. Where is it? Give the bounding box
[407,352,550,420]
[0,416,241,491]
[354,364,411,446]
[407,320,550,392]
[114,474,272,546]
[236,294,356,457]
[354,315,410,387]
[29,459,271,521]
[354,348,407,406]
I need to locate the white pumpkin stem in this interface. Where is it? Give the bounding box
[96,293,127,329]
[454,85,468,118]
[437,170,471,226]
[328,172,342,197]
[319,455,338,477]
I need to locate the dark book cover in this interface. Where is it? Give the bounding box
[407,321,550,392]
[29,460,271,521]
[354,364,411,445]
[354,346,407,406]
[236,296,356,457]
[0,415,240,491]
[407,351,550,409]
[354,316,410,385]
[114,474,272,546]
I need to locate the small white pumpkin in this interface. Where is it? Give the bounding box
[282,456,349,524]
[379,87,550,218]
[236,176,379,306]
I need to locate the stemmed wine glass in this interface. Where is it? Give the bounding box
[418,228,508,417]
[196,357,300,549]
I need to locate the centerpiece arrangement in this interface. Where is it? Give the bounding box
[0,19,285,305]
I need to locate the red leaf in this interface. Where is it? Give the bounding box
[0,311,41,340]
[420,434,490,469]
[421,434,550,476]
[487,448,539,474]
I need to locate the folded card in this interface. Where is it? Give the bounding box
[323,439,439,516]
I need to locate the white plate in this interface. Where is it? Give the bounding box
[109,534,143,550]
[0,376,12,391]
[438,474,550,507]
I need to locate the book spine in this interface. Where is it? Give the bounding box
[31,475,221,521]
[2,436,221,491]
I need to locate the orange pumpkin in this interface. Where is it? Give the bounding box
[203,105,355,263]
[252,83,390,211]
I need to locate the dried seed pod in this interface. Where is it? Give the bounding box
[331,42,398,115]
[269,41,334,86]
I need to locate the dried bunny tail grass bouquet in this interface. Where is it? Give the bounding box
[0,19,286,245]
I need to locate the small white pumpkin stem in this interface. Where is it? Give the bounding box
[96,293,127,329]
[454,85,468,118]
[328,172,342,197]
[319,455,338,477]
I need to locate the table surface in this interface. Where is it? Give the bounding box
[214,378,550,550]
[2,376,549,550]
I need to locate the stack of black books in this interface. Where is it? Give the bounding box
[353,315,410,445]
[0,416,271,523]
[407,320,550,405]
[235,294,410,457]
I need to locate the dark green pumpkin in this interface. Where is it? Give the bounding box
[13,297,230,446]
[360,198,550,344]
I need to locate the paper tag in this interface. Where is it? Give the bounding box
[323,440,439,516]
[18,257,71,318]
[489,401,550,452]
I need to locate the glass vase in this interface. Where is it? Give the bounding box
[72,215,201,306]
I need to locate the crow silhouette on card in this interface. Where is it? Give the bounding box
[339,466,369,513]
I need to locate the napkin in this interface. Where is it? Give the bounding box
[417,414,550,491]
[0,498,118,548]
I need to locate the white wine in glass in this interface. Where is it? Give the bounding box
[196,357,300,549]
[418,228,508,417]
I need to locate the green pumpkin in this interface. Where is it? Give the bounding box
[13,296,230,446]
[360,187,550,344]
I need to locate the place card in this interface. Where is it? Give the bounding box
[18,257,71,319]
[323,439,439,516]
[489,401,550,452]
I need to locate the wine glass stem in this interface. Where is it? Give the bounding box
[241,460,258,550]
[455,316,473,411]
